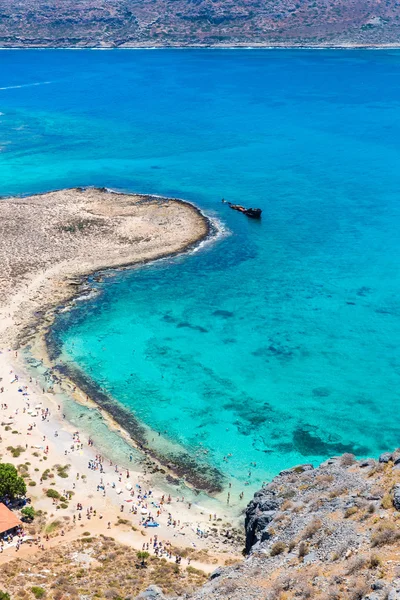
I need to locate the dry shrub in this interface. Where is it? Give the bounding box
[316,474,334,485]
[369,553,381,568]
[298,542,308,558]
[341,453,356,466]
[371,521,400,547]
[270,541,286,556]
[350,581,369,600]
[104,589,121,599]
[301,518,322,540]
[344,506,358,519]
[346,555,367,575]
[219,580,239,594]
[381,493,393,509]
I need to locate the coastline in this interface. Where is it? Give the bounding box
[0,186,244,567]
[0,186,211,349]
[0,350,243,569]
[1,45,400,50]
[0,186,229,493]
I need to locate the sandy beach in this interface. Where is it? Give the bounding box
[0,188,241,570]
[0,187,210,349]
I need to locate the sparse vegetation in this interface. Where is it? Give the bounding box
[270,541,286,556]
[381,493,393,509]
[344,506,358,518]
[371,521,400,547]
[46,489,60,499]
[7,446,25,458]
[340,453,356,467]
[301,518,321,540]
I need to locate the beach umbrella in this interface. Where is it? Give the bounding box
[141,508,148,515]
[116,488,122,495]
[126,483,132,491]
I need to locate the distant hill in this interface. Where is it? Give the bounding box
[0,0,400,47]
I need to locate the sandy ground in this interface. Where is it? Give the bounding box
[0,350,241,569]
[0,188,241,569]
[0,187,209,349]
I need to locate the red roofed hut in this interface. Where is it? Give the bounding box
[0,503,22,539]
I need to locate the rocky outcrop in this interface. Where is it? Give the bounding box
[392,484,400,511]
[244,488,280,553]
[183,451,400,600]
[135,586,166,600]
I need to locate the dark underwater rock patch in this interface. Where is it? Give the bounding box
[251,342,299,361]
[312,387,331,397]
[356,286,371,297]
[212,309,234,318]
[176,321,208,333]
[293,426,369,457]
[53,362,224,494]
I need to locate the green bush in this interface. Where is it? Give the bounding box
[46,489,60,499]
[0,591,10,600]
[31,587,45,599]
[21,506,35,521]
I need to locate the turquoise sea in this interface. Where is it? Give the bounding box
[2,49,400,502]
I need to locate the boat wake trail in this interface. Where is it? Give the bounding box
[0,81,52,91]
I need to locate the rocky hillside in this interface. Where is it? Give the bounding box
[0,0,400,47]
[143,451,400,600]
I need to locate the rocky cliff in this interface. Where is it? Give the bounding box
[142,451,400,599]
[1,0,400,47]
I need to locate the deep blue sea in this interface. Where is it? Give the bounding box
[2,49,400,502]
